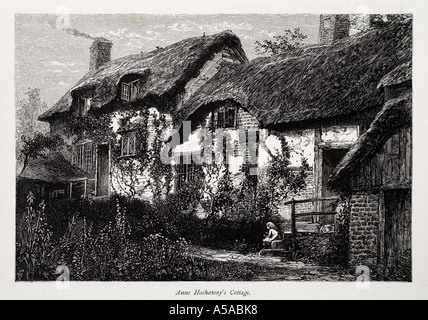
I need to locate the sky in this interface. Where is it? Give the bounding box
[15,14,320,110]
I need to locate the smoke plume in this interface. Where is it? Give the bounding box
[46,20,97,40]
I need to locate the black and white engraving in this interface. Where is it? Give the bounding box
[15,13,412,282]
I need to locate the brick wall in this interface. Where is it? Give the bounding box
[237,108,259,130]
[348,192,379,266]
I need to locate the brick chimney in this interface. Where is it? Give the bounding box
[319,14,350,44]
[89,37,113,72]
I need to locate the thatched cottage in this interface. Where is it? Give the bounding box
[27,15,411,270]
[36,31,248,199]
[177,15,411,225]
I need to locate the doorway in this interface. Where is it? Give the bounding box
[319,148,348,222]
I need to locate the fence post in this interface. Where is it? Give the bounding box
[291,198,297,237]
[290,198,297,259]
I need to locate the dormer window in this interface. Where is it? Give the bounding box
[78,98,91,117]
[121,79,140,102]
[212,101,237,129]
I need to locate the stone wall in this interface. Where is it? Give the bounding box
[348,192,379,266]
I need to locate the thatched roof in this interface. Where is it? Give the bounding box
[328,92,412,189]
[39,31,247,122]
[18,153,87,183]
[377,61,412,89]
[179,19,412,128]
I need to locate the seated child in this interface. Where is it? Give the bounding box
[263,222,279,248]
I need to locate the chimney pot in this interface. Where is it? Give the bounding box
[89,37,113,72]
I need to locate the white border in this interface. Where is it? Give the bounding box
[2,0,428,300]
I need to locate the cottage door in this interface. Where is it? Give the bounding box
[96,144,110,197]
[384,189,412,268]
[320,148,348,222]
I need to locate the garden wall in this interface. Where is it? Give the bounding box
[348,192,379,266]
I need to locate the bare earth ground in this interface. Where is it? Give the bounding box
[189,246,356,281]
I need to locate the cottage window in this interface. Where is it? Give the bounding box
[176,153,198,191]
[78,98,91,117]
[213,101,237,129]
[121,79,140,102]
[72,142,96,173]
[50,189,65,199]
[246,129,260,161]
[121,131,137,156]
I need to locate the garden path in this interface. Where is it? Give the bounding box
[188,245,356,281]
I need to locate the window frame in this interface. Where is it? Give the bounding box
[121,131,137,157]
[121,79,141,102]
[72,142,96,173]
[212,101,237,129]
[78,98,91,117]
[175,153,198,191]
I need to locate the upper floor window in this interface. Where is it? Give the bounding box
[78,98,91,117]
[121,79,140,102]
[72,142,96,173]
[121,131,137,156]
[212,101,237,129]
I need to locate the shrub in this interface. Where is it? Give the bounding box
[16,192,75,281]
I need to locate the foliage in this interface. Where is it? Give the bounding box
[65,112,117,145]
[147,112,174,200]
[255,28,308,56]
[16,88,49,158]
[111,109,150,198]
[15,192,74,281]
[265,134,309,206]
[16,132,63,181]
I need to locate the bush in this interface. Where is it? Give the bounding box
[43,196,119,240]
[16,193,203,281]
[16,192,75,281]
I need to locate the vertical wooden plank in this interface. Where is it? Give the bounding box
[291,199,297,259]
[108,144,111,197]
[405,127,411,182]
[399,129,406,184]
[313,126,322,223]
[366,158,371,190]
[378,190,385,265]
[291,199,297,237]
[371,156,376,188]
[94,144,98,197]
[84,179,87,199]
[69,182,73,198]
[393,133,400,184]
